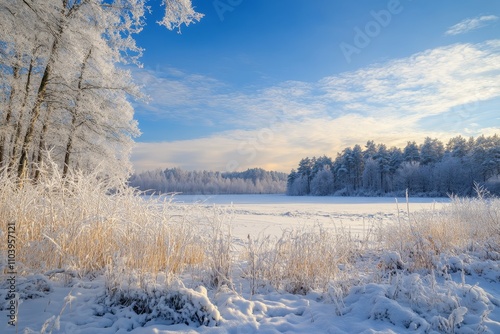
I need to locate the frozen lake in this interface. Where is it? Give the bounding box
[166,194,451,240]
[169,193,450,205]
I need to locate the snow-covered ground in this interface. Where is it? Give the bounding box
[2,195,500,334]
[169,194,450,240]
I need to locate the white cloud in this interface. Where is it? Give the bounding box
[318,40,500,119]
[132,40,500,172]
[445,15,498,36]
[131,115,457,173]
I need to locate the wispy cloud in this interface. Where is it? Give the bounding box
[132,40,500,172]
[132,67,322,128]
[445,15,498,36]
[319,40,500,119]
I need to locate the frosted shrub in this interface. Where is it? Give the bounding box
[381,195,500,271]
[202,207,235,289]
[448,195,500,254]
[244,225,356,294]
[101,273,221,327]
[359,274,479,332]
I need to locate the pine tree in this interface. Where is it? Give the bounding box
[446,135,469,159]
[297,157,314,194]
[403,141,420,163]
[419,137,444,165]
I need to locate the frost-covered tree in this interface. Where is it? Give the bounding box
[332,152,348,192]
[287,174,308,196]
[130,168,287,195]
[364,140,377,160]
[434,156,471,195]
[312,155,334,178]
[387,146,403,192]
[419,137,444,165]
[394,161,421,193]
[310,165,334,196]
[471,134,500,181]
[0,0,202,183]
[350,144,364,190]
[446,136,469,159]
[403,141,420,163]
[286,134,500,197]
[373,144,390,193]
[362,159,379,192]
[297,157,314,194]
[388,147,403,174]
[287,169,299,191]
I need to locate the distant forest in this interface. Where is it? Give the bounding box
[287,135,500,197]
[129,168,287,194]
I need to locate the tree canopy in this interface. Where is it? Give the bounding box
[0,0,202,184]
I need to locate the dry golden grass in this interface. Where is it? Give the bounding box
[244,225,359,294]
[0,165,205,279]
[381,194,500,271]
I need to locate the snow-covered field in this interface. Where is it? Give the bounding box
[169,194,450,240]
[2,195,500,334]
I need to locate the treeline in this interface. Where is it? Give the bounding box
[287,135,500,197]
[129,168,288,194]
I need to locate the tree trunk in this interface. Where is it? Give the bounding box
[17,0,71,182]
[0,61,20,168]
[62,133,73,178]
[63,49,92,178]
[33,113,50,183]
[17,36,59,181]
[9,55,34,173]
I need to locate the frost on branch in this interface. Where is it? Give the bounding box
[159,0,204,32]
[0,0,203,184]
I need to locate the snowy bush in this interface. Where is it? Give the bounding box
[101,265,221,328]
[0,275,51,310]
[345,271,497,333]
[101,283,221,327]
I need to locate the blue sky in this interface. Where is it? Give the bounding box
[130,0,500,172]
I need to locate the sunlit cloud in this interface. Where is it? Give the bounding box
[131,115,459,173]
[445,15,498,36]
[132,40,500,172]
